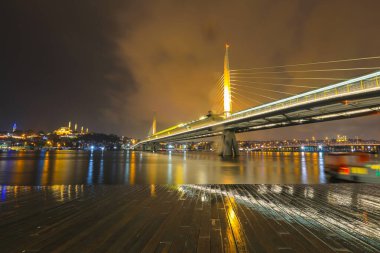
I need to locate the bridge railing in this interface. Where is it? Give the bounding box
[145,72,380,142]
[230,74,380,121]
[147,118,218,141]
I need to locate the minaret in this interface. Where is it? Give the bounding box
[68,121,71,129]
[224,44,232,118]
[74,123,77,132]
[81,126,84,133]
[86,128,89,134]
[152,113,157,135]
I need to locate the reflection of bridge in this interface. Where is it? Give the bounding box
[134,46,380,156]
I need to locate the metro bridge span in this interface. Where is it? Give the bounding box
[134,47,380,156]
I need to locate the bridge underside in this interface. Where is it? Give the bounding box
[140,91,380,144]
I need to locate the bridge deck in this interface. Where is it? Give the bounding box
[0,184,379,252]
[138,71,380,145]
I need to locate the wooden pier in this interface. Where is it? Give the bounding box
[0,184,379,252]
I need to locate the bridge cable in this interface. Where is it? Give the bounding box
[231,84,297,96]
[231,80,319,89]
[231,92,263,105]
[210,74,225,113]
[230,76,346,81]
[231,94,262,111]
[231,96,255,111]
[231,89,277,101]
[230,55,380,72]
[230,66,380,74]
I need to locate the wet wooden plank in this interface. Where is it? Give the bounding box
[0,185,379,253]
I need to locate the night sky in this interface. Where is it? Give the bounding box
[1,0,380,140]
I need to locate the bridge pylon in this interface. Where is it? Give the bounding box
[220,130,239,157]
[224,44,232,118]
[152,112,157,135]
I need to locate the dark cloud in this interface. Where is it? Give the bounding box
[0,0,133,133]
[1,0,380,140]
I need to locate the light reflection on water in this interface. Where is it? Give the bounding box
[0,150,335,185]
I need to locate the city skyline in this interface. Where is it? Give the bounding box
[1,119,379,142]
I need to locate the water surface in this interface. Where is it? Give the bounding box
[0,150,332,185]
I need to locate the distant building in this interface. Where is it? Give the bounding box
[54,121,88,136]
[337,135,348,142]
[12,123,17,132]
[54,127,72,136]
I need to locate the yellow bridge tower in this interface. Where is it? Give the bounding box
[152,113,157,135]
[224,44,232,118]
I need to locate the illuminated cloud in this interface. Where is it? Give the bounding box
[111,0,380,139]
[1,0,380,139]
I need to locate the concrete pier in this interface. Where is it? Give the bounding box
[143,142,158,152]
[221,130,239,157]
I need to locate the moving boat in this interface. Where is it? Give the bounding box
[325,152,380,183]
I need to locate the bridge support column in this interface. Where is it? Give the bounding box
[220,130,239,157]
[152,142,158,152]
[143,143,157,152]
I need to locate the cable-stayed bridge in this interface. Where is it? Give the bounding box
[134,46,380,156]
